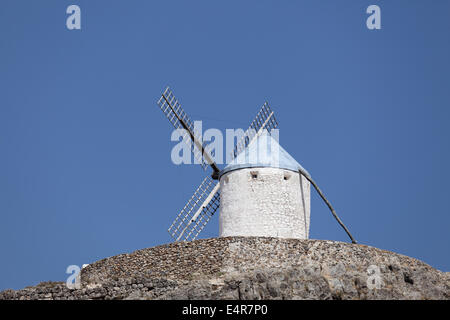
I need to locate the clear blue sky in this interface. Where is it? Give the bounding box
[1,1,449,290]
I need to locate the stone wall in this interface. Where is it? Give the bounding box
[1,237,449,300]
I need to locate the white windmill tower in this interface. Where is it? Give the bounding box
[219,132,311,239]
[156,87,356,243]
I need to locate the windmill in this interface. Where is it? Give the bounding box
[156,87,357,244]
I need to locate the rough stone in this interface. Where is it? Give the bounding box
[0,237,448,300]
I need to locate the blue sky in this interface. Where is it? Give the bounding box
[1,1,449,290]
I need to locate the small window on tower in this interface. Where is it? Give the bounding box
[284,172,291,181]
[250,171,258,179]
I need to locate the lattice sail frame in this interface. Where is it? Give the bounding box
[231,102,279,161]
[157,87,209,170]
[160,88,279,242]
[168,176,220,242]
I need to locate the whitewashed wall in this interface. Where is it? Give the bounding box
[219,167,310,239]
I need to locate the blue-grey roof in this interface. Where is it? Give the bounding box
[220,131,310,178]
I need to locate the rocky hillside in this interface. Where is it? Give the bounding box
[1,237,448,300]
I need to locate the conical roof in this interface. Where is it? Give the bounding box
[220,131,310,178]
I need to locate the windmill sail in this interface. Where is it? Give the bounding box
[231,102,278,161]
[157,87,220,175]
[168,176,220,242]
[158,87,280,242]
